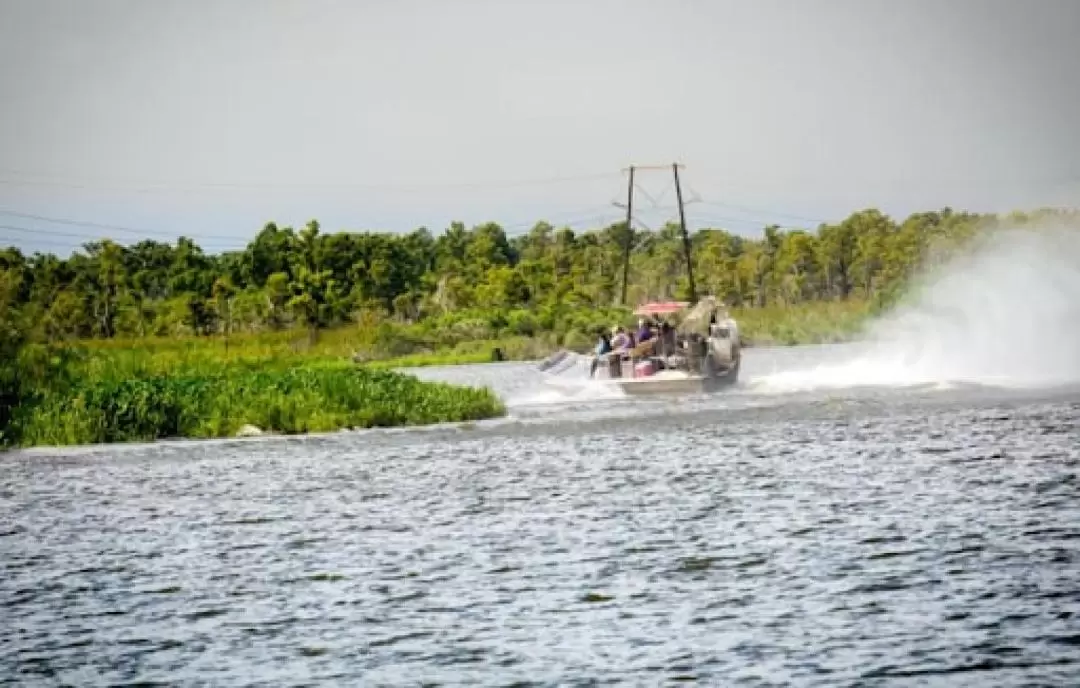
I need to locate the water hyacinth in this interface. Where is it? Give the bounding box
[12,362,505,447]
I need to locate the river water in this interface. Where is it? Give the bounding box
[3,344,1079,686]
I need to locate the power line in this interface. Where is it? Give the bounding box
[0,213,812,256]
[0,211,630,257]
[0,227,97,251]
[686,209,814,228]
[0,167,834,242]
[0,216,628,256]
[0,203,626,241]
[499,206,619,234]
[694,199,827,225]
[0,209,242,242]
[0,167,838,256]
[0,223,246,248]
[0,223,100,241]
[607,166,829,231]
[0,170,621,194]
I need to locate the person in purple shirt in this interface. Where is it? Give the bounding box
[636,318,653,344]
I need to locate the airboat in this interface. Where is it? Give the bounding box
[536,162,742,397]
[538,297,742,396]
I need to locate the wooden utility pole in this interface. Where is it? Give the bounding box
[673,162,697,303]
[620,165,635,305]
[615,162,699,305]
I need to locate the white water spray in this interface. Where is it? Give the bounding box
[752,220,1080,393]
[507,351,628,407]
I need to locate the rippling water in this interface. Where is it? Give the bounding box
[3,345,1080,685]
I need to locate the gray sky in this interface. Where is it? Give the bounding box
[1,0,1078,255]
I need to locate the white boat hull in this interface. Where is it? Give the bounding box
[540,358,740,397]
[611,366,739,396]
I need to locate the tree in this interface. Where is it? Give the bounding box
[1,205,1071,347]
[212,276,237,349]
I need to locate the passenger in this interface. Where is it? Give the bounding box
[608,326,631,378]
[636,317,653,343]
[589,331,612,378]
[659,319,678,358]
[611,326,630,351]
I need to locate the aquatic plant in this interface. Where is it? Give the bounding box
[731,300,874,346]
[10,361,505,447]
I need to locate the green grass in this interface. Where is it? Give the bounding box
[5,299,880,448]
[67,300,881,367]
[11,359,505,448]
[67,300,878,376]
[356,301,879,365]
[731,300,875,346]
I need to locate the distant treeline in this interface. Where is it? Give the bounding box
[1,206,1075,344]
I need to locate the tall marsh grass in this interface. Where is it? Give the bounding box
[12,360,505,447]
[6,299,877,448]
[732,300,874,346]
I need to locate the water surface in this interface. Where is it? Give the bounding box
[3,345,1079,685]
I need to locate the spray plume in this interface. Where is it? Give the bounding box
[752,217,1080,393]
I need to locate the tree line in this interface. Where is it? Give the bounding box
[1,206,1074,343]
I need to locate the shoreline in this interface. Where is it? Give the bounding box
[3,336,873,451]
[3,301,878,449]
[4,361,507,450]
[368,334,869,371]
[5,413,503,455]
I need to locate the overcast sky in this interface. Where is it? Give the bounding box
[1,0,1078,255]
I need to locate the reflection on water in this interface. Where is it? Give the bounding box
[3,345,1079,684]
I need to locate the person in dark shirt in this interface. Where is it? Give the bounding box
[590,331,611,378]
[659,319,674,357]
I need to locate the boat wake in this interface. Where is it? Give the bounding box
[507,351,628,408]
[749,221,1080,396]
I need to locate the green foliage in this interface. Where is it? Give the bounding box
[6,207,1076,348]
[731,300,874,346]
[8,360,505,448]
[8,207,1074,367]
[3,204,1076,447]
[0,266,28,443]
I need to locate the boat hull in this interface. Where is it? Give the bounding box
[540,359,740,397]
[610,365,739,396]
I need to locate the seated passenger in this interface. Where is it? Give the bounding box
[610,326,630,351]
[636,318,653,343]
[589,332,612,378]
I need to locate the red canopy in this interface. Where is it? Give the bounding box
[633,300,690,316]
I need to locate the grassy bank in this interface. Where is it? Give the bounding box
[731,300,876,347]
[3,299,877,448]
[3,329,520,448]
[8,357,505,448]
[72,299,878,371]
[74,332,559,377]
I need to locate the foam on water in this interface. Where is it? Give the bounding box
[506,351,628,408]
[751,220,1080,394]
